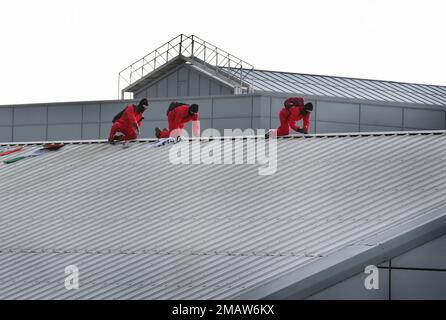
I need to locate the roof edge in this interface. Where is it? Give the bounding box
[233,205,446,300]
[1,130,446,147]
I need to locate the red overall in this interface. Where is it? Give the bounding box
[108,105,144,141]
[159,105,199,138]
[276,106,311,136]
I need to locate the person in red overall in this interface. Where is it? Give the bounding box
[108,98,149,143]
[155,103,200,138]
[274,97,313,136]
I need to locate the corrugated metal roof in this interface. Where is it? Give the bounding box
[1,132,446,299]
[223,67,446,106]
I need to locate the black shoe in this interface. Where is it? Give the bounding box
[265,129,272,139]
[155,127,161,139]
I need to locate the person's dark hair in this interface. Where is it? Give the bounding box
[136,98,149,113]
[189,104,199,114]
[304,102,313,111]
[138,98,149,107]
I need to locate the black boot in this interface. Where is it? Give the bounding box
[155,127,161,139]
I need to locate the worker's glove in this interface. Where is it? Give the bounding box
[297,128,307,134]
[301,109,309,116]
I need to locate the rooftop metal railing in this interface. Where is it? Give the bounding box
[118,34,255,99]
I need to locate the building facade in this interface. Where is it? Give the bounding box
[1,34,446,142]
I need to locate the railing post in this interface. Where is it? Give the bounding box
[118,74,121,99]
[179,34,183,56]
[191,35,194,58]
[215,49,218,72]
[154,50,157,69]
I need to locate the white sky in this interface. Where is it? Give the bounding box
[0,0,445,105]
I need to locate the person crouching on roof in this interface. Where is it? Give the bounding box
[108,98,149,143]
[274,97,313,137]
[155,103,200,139]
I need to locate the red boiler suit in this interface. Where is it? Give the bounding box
[276,106,311,136]
[159,105,200,138]
[108,105,144,141]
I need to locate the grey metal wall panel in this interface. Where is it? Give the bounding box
[82,124,100,140]
[157,78,168,97]
[308,122,316,134]
[0,107,13,126]
[198,119,213,132]
[404,109,446,130]
[48,105,82,124]
[316,101,360,123]
[13,125,46,141]
[199,76,210,96]
[392,270,446,299]
[189,71,200,96]
[360,105,403,127]
[48,124,82,140]
[271,116,280,129]
[392,235,446,270]
[14,106,47,125]
[252,117,272,131]
[307,270,389,300]
[221,86,232,95]
[100,102,129,123]
[210,82,221,95]
[316,121,360,133]
[148,84,158,98]
[82,104,100,123]
[178,81,188,96]
[167,72,178,97]
[99,122,112,139]
[360,125,403,132]
[213,97,253,118]
[134,89,147,100]
[143,101,170,121]
[253,96,271,118]
[212,118,252,132]
[0,127,12,142]
[178,67,189,81]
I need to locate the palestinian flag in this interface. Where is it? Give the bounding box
[0,146,23,156]
[3,144,64,164]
